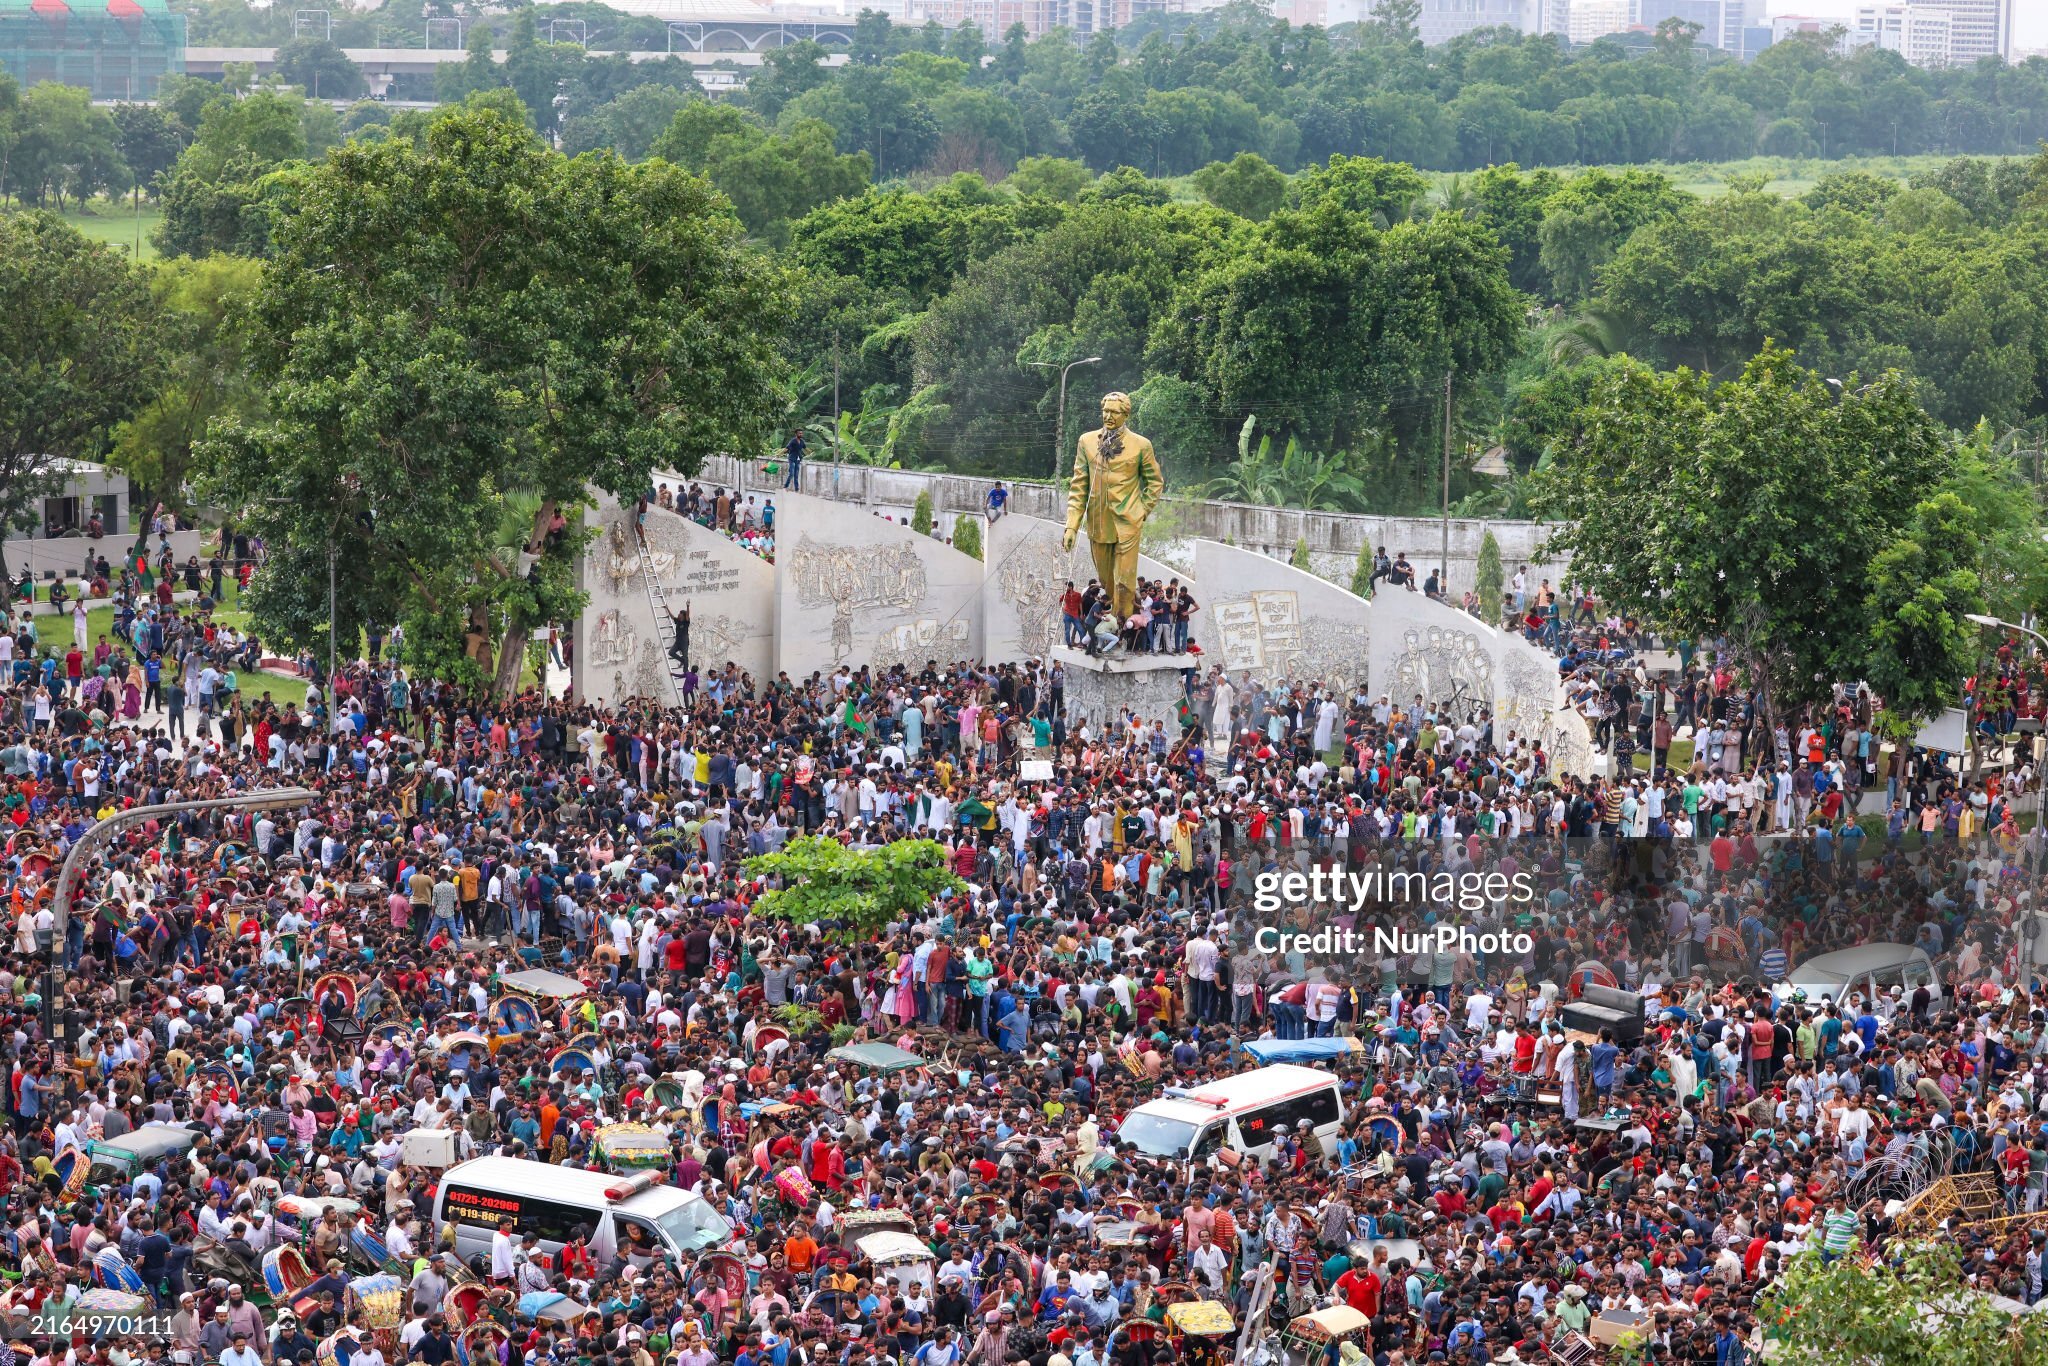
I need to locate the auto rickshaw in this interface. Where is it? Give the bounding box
[491,969,589,1053]
[312,973,367,1049]
[84,1123,202,1195]
[824,1041,926,1076]
[1281,1305,1371,1366]
[1163,1299,1237,1366]
[592,1123,672,1172]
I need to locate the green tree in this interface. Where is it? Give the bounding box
[745,41,832,121]
[1476,529,1503,620]
[437,24,504,105]
[7,84,129,210]
[1168,205,1521,457]
[0,214,165,574]
[1291,154,1427,224]
[651,103,871,246]
[110,104,186,198]
[1538,199,1617,303]
[153,75,218,140]
[273,36,365,101]
[1192,152,1287,221]
[503,10,564,136]
[1862,491,1984,729]
[780,66,938,178]
[109,254,264,518]
[1532,345,1953,751]
[1938,429,2048,621]
[153,87,313,257]
[913,200,1240,474]
[1500,354,1633,466]
[1082,166,1171,206]
[742,835,967,942]
[952,513,982,559]
[1290,536,1310,571]
[789,182,1021,308]
[911,488,934,534]
[1128,374,1221,477]
[1350,539,1373,597]
[195,106,788,696]
[1803,169,1901,216]
[1758,1245,2048,1365]
[561,84,702,160]
[1006,156,1091,203]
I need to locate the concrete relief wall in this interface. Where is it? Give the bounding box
[1493,627,1566,752]
[1367,587,1498,717]
[774,491,984,679]
[576,497,776,706]
[1189,538,1372,691]
[1364,588,1570,755]
[982,513,1184,664]
[696,454,1570,597]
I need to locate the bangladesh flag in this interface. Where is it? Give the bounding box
[840,698,870,733]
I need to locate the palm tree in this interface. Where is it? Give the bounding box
[1272,437,1367,512]
[1205,417,1283,505]
[1542,307,1635,368]
[1437,174,1476,219]
[803,385,952,469]
[1205,416,1369,512]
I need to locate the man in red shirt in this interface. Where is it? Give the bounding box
[1333,1263,1381,1319]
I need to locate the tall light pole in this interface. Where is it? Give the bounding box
[1029,356,1102,483]
[44,786,318,1040]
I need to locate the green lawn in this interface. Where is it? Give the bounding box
[34,596,311,712]
[1418,153,2024,202]
[43,201,162,261]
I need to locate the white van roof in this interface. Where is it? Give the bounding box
[1787,944,1933,987]
[1131,1064,1339,1126]
[443,1155,692,1217]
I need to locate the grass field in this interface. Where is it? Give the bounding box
[28,153,2026,258]
[44,202,162,261]
[1416,152,2028,201]
[37,597,312,712]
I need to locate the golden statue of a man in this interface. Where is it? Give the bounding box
[1063,391,1164,623]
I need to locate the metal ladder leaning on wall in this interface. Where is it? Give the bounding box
[634,531,687,711]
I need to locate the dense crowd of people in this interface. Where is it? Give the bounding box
[647,485,775,566]
[0,542,2043,1366]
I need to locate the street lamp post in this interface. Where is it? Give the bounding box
[1028,356,1102,483]
[43,787,318,1040]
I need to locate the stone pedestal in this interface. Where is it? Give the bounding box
[1054,646,1193,731]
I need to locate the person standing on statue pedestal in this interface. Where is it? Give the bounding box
[1063,392,1164,624]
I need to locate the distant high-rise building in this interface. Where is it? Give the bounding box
[1530,0,1571,36]
[1903,0,2013,63]
[1565,0,1632,42]
[1855,2,1955,65]
[1771,13,1876,53]
[1419,0,1528,44]
[1636,0,1737,51]
[910,0,1181,37]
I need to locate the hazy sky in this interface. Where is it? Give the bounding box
[1764,1,2045,54]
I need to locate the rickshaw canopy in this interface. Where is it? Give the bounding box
[853,1230,931,1265]
[1290,1306,1370,1341]
[826,1042,925,1073]
[1164,1301,1236,1336]
[498,969,588,999]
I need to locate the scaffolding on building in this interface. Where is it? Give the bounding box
[0,0,187,102]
